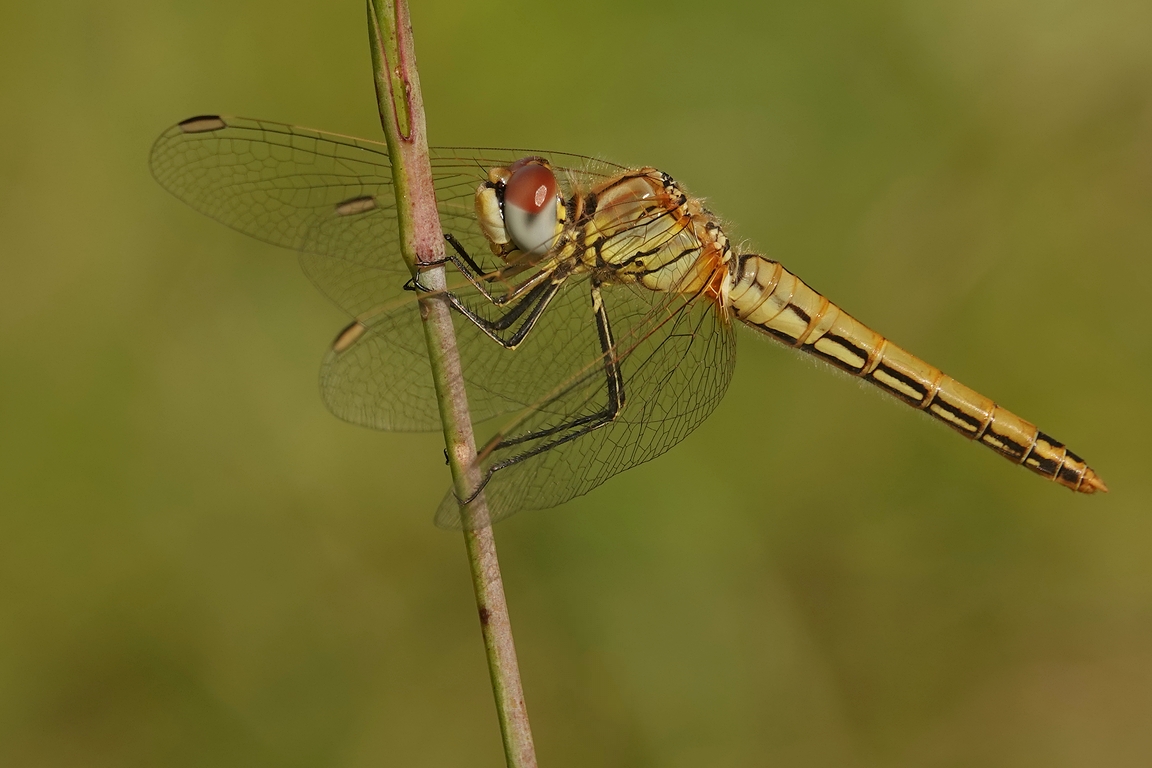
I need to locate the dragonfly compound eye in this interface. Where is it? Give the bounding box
[502,159,560,256]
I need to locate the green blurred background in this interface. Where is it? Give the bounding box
[2,1,1150,765]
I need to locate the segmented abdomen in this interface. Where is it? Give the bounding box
[728,254,1106,493]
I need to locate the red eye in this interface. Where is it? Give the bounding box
[505,161,558,214]
[500,159,561,256]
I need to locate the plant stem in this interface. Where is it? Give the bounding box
[365,3,538,767]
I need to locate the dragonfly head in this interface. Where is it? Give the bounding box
[475,157,563,259]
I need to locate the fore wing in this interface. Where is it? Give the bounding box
[150,115,626,430]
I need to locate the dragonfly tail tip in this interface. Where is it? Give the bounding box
[1080,468,1109,494]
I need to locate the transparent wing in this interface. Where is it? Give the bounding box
[150,115,405,281]
[294,144,627,319]
[318,265,641,432]
[435,268,737,529]
[150,114,625,314]
[152,114,735,520]
[150,115,627,430]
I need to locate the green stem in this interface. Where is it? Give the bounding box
[365,3,538,767]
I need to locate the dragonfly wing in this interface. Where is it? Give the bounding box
[285,138,633,430]
[434,273,737,528]
[317,300,439,432]
[151,116,629,430]
[321,266,628,432]
[150,116,405,278]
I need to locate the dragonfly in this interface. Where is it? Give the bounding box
[151,115,1107,527]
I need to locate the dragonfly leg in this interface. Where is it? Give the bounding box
[443,232,489,279]
[440,233,553,306]
[462,284,625,502]
[447,274,566,350]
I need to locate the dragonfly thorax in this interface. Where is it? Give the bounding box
[477,159,734,305]
[581,168,734,303]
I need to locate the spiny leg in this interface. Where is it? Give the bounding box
[446,274,566,350]
[444,231,489,277]
[462,283,626,503]
[408,232,554,307]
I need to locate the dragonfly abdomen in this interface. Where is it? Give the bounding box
[727,254,1106,494]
